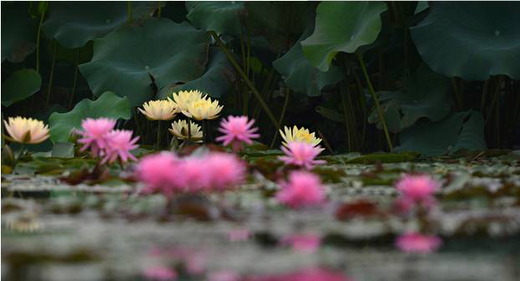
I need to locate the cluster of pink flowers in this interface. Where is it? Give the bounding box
[276,171,325,209]
[76,118,139,164]
[281,233,321,253]
[216,116,260,152]
[395,232,442,254]
[246,267,351,281]
[137,151,246,196]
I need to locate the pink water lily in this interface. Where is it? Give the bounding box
[77,118,116,157]
[279,142,325,170]
[102,130,139,164]
[216,116,260,152]
[276,171,326,209]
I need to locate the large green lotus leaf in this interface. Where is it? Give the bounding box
[162,48,235,99]
[1,69,42,107]
[396,110,486,157]
[1,2,37,63]
[368,65,452,132]
[410,2,520,80]
[49,91,131,143]
[244,2,316,51]
[301,2,387,72]
[186,1,245,35]
[79,18,210,107]
[273,29,343,97]
[42,2,158,49]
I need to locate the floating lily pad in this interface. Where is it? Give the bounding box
[368,65,452,132]
[273,28,344,97]
[42,1,158,48]
[1,2,37,63]
[48,91,131,143]
[301,2,387,71]
[1,69,41,107]
[396,110,486,157]
[79,18,210,107]
[410,2,520,80]
[186,1,245,35]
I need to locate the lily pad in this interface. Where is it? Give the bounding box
[273,28,344,97]
[42,1,158,49]
[410,2,520,80]
[165,48,235,99]
[79,18,210,107]
[186,1,245,36]
[48,91,131,143]
[396,110,487,157]
[1,2,37,63]
[1,69,42,107]
[301,1,387,71]
[368,65,452,132]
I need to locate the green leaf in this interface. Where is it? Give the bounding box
[396,110,487,157]
[48,91,131,143]
[1,69,42,107]
[51,142,75,158]
[186,1,245,35]
[410,2,520,80]
[301,2,387,71]
[79,18,210,107]
[1,2,37,63]
[273,28,343,97]
[42,2,158,48]
[415,1,429,14]
[166,48,235,99]
[368,65,452,132]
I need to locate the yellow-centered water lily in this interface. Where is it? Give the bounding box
[170,90,206,112]
[183,96,223,120]
[3,117,50,144]
[279,125,322,147]
[169,120,203,142]
[139,99,178,121]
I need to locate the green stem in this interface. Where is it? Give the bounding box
[156,121,161,150]
[36,9,46,73]
[210,31,280,130]
[127,1,133,24]
[485,76,503,125]
[270,88,291,148]
[357,53,393,152]
[157,1,162,17]
[451,77,462,110]
[340,83,352,151]
[46,41,57,106]
[68,49,80,110]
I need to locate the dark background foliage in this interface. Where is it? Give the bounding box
[2,1,520,156]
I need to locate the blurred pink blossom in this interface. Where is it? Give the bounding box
[204,152,246,191]
[281,233,321,253]
[279,142,325,170]
[143,267,177,280]
[396,174,439,203]
[102,130,139,164]
[276,171,325,209]
[216,116,260,152]
[395,232,441,254]
[209,270,240,281]
[246,267,350,281]
[228,228,251,242]
[77,118,116,157]
[137,152,180,197]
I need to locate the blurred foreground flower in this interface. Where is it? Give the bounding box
[216,116,259,151]
[139,99,178,121]
[396,174,439,202]
[3,116,49,144]
[183,96,223,120]
[279,142,325,170]
[102,130,139,164]
[171,90,205,112]
[395,232,441,254]
[143,267,177,281]
[169,120,203,142]
[282,233,321,253]
[137,151,246,196]
[77,118,116,157]
[277,171,325,209]
[279,126,321,147]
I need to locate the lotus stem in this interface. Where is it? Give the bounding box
[210,31,280,131]
[156,121,161,150]
[127,1,133,24]
[46,41,57,106]
[68,49,80,110]
[157,1,162,18]
[270,88,291,148]
[357,53,393,152]
[36,8,46,73]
